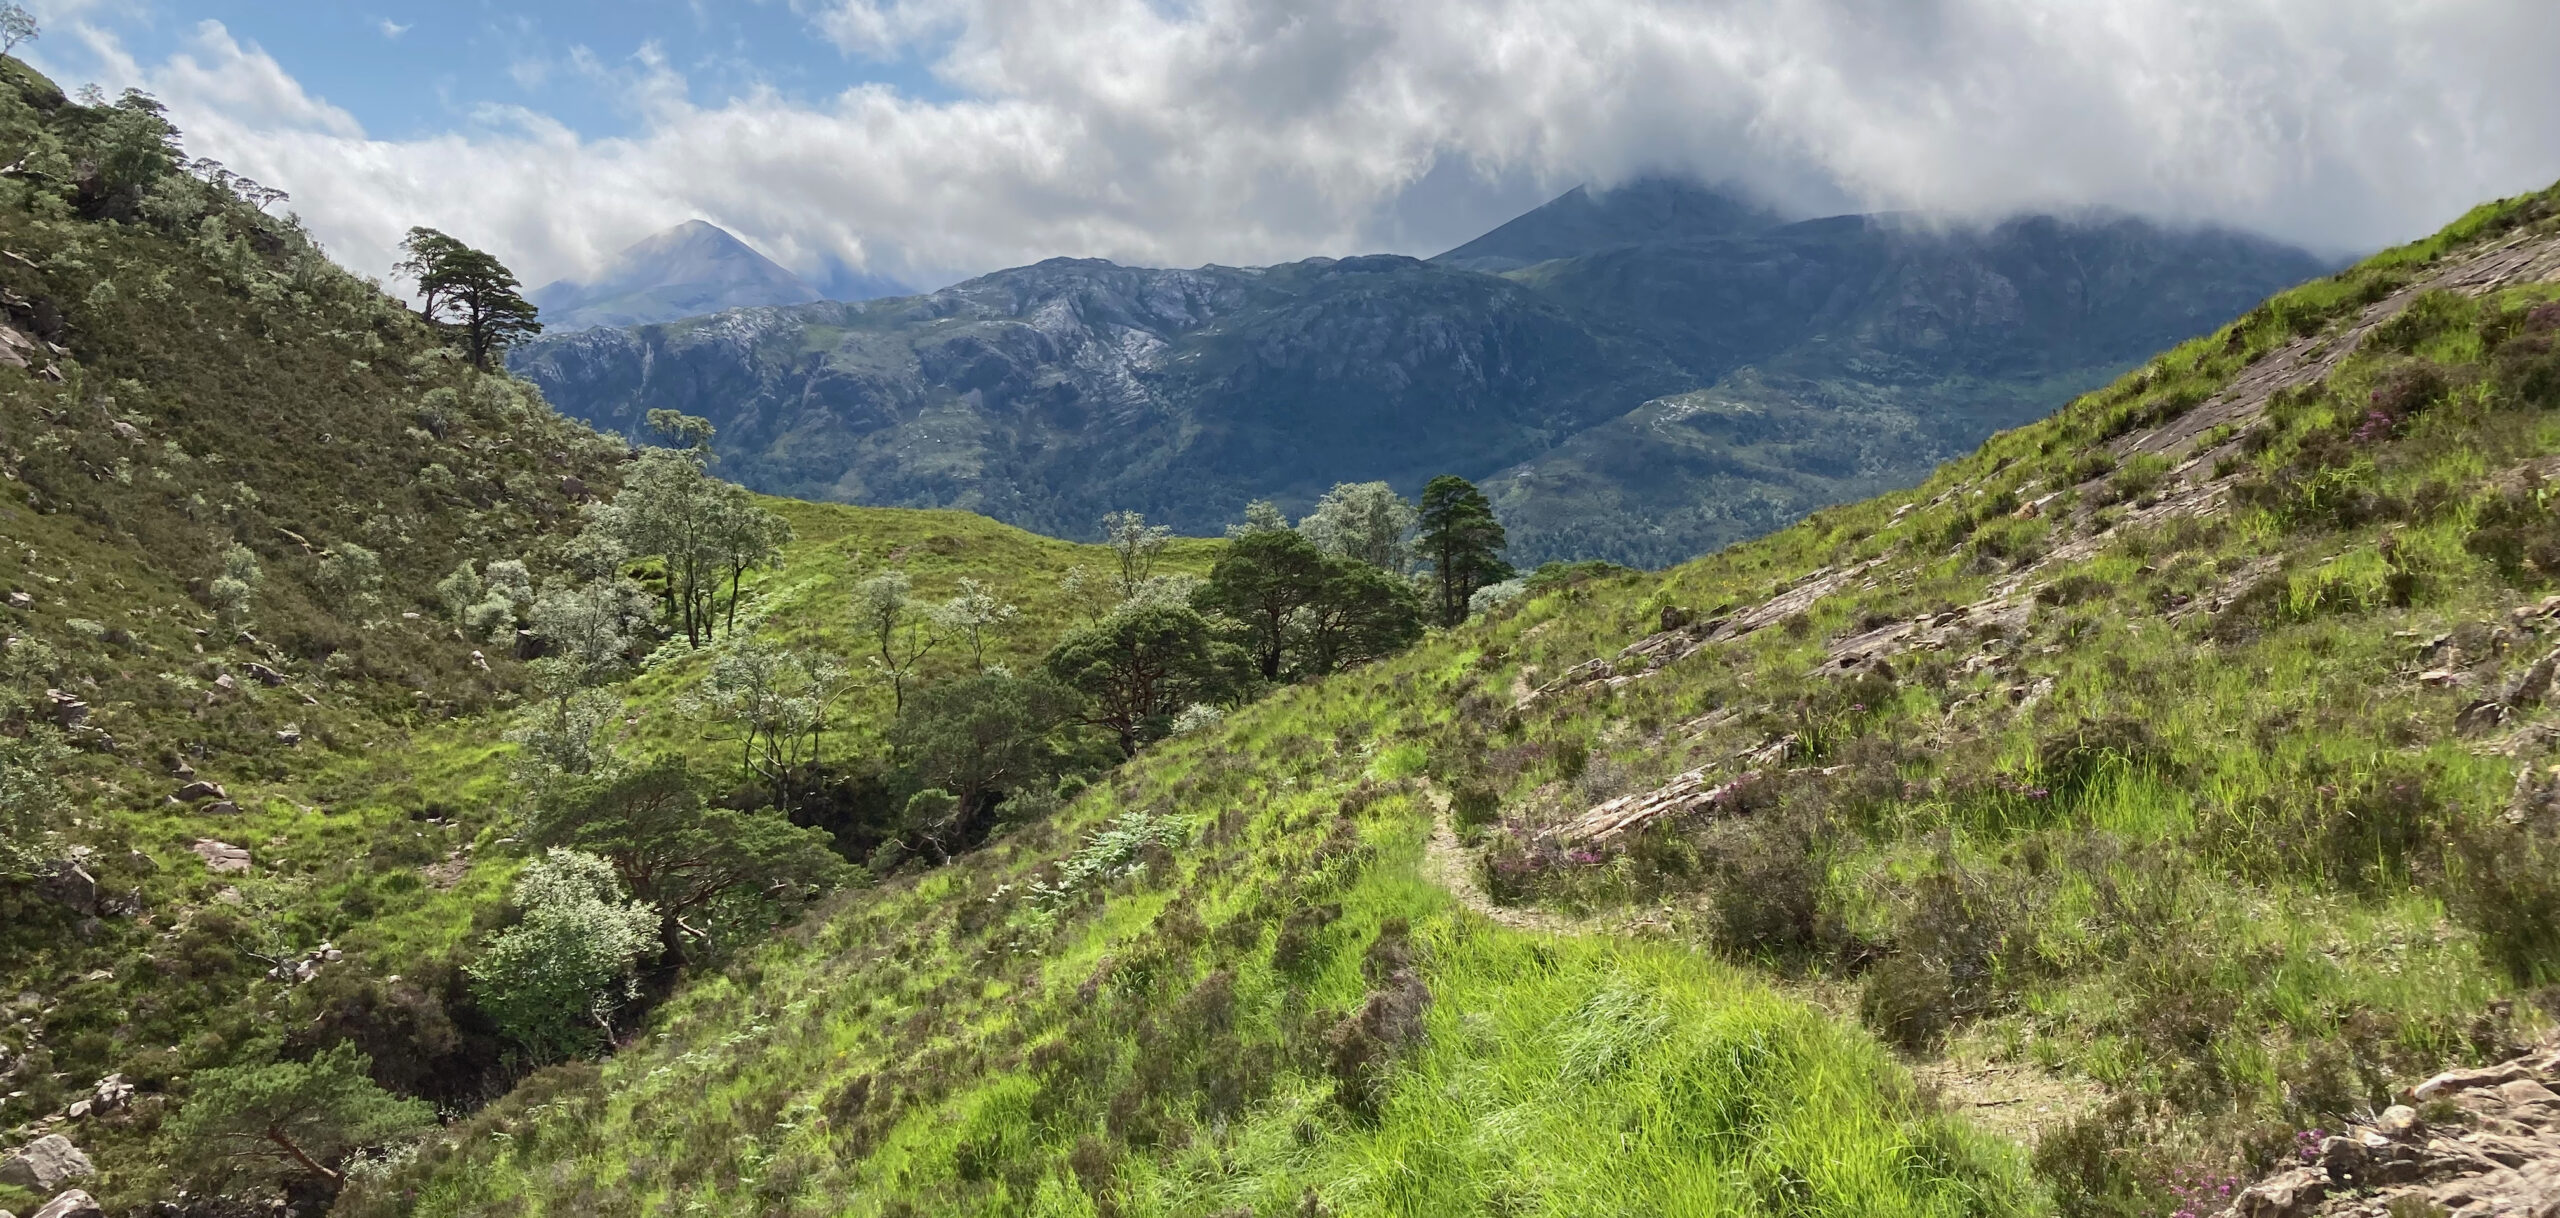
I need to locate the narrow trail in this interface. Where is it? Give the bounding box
[1409,778,2100,1143]
[1414,780,1583,935]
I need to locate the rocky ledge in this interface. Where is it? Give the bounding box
[2225,1044,2560,1216]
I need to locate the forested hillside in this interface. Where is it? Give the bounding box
[367,153,2560,1218]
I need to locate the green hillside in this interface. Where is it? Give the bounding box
[0,55,1255,1214]
[18,38,2560,1218]
[361,177,2560,1217]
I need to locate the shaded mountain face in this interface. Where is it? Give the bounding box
[513,183,2333,565]
[529,220,825,331]
[1431,176,1783,272]
[1481,210,2339,565]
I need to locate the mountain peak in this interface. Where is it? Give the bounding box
[529,220,824,331]
[1432,177,1783,272]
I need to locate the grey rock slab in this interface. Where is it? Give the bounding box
[30,1191,101,1218]
[189,839,250,874]
[0,1134,94,1192]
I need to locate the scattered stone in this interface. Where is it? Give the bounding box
[1746,734,1801,768]
[35,864,95,917]
[1545,767,1758,847]
[189,840,250,874]
[2230,1166,2325,1217]
[2419,668,2463,687]
[31,1190,101,1218]
[469,649,489,671]
[268,942,344,985]
[274,724,301,746]
[107,420,139,442]
[41,690,85,728]
[200,800,237,816]
[243,661,285,686]
[0,1134,94,1192]
[2219,1044,2560,1215]
[5,590,28,610]
[211,672,236,693]
[171,780,228,802]
[560,474,587,498]
[2412,1063,2533,1102]
[2457,699,2510,734]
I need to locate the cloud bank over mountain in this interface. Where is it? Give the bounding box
[39,0,2560,291]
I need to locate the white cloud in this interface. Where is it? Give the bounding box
[377,18,409,39]
[53,2,2560,293]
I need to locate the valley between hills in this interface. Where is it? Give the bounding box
[11,44,2560,1218]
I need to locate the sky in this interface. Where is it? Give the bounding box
[19,0,2560,297]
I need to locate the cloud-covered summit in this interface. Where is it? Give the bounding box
[35,1,2560,292]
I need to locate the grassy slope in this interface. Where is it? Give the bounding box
[1,474,1214,1210]
[614,497,1220,765]
[364,187,2560,1215]
[0,59,1244,1209]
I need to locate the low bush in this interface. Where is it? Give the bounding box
[2446,818,2560,985]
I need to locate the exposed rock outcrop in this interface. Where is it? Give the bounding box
[2217,1043,2560,1217]
[0,1134,94,1193]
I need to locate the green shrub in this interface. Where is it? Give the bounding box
[465,849,660,1063]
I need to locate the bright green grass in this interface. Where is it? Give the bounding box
[355,676,2036,1217]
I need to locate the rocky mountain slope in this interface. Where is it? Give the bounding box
[383,180,2560,1214]
[529,220,824,332]
[512,181,2329,567]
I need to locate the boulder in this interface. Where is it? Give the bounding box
[2229,1166,2324,1217]
[171,780,229,802]
[85,1075,131,1114]
[0,1134,94,1192]
[201,800,238,816]
[2509,647,2560,705]
[190,839,250,874]
[31,1191,101,1218]
[35,864,95,917]
[274,724,301,746]
[244,661,286,686]
[5,589,30,609]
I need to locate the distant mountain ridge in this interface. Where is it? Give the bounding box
[1432,178,1782,272]
[530,220,825,331]
[511,182,2333,566]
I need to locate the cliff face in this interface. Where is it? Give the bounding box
[515,185,2331,566]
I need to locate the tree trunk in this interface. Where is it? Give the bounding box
[266,1126,342,1186]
